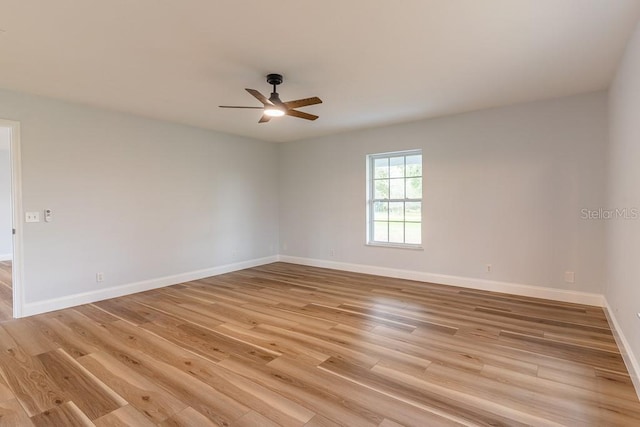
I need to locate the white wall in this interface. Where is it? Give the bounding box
[0,128,11,259]
[607,20,640,388]
[279,92,608,294]
[0,89,279,308]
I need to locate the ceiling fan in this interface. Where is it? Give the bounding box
[219,74,322,123]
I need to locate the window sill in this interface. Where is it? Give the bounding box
[365,242,424,251]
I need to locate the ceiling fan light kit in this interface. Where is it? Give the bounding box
[219,73,322,123]
[264,108,285,117]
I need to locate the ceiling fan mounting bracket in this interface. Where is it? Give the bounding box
[266,73,283,86]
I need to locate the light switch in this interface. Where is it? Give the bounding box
[25,212,40,223]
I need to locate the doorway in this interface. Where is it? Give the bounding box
[0,120,22,320]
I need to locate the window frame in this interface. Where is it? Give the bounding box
[366,149,423,250]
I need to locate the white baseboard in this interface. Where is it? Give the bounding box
[0,253,12,261]
[277,255,605,307]
[20,255,278,317]
[603,300,640,401]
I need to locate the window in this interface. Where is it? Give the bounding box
[367,150,422,247]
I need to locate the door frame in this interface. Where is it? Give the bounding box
[0,119,23,318]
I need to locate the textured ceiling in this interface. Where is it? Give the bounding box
[1,0,639,142]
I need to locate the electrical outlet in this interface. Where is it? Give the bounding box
[486,264,492,273]
[96,272,104,283]
[564,271,575,283]
[25,212,40,222]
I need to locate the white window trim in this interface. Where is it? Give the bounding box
[366,149,423,249]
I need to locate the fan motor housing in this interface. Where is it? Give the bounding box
[266,73,283,86]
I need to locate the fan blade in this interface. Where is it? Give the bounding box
[219,106,263,109]
[246,88,273,105]
[286,109,319,121]
[284,97,322,109]
[258,115,271,123]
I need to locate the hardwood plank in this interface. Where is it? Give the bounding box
[498,330,628,372]
[476,306,612,334]
[219,356,380,427]
[0,325,17,351]
[20,315,101,359]
[93,405,156,427]
[74,304,120,325]
[232,410,282,427]
[78,351,187,424]
[269,355,473,427]
[214,323,330,366]
[256,323,379,368]
[121,354,253,427]
[317,356,528,426]
[292,323,432,373]
[538,365,640,402]
[479,364,640,425]
[30,401,93,427]
[55,314,252,426]
[243,302,337,329]
[0,371,15,402]
[0,346,67,416]
[133,299,225,330]
[158,406,219,427]
[95,321,315,426]
[92,298,168,325]
[2,319,57,356]
[36,349,125,420]
[303,414,342,427]
[340,303,458,335]
[0,398,34,426]
[334,323,485,373]
[141,320,277,364]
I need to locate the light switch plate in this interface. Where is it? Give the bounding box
[25,211,40,223]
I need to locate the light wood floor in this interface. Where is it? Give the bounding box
[0,262,639,426]
[0,261,11,322]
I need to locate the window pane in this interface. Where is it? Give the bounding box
[373,221,388,242]
[389,222,404,243]
[390,178,404,199]
[389,156,405,178]
[406,155,422,177]
[368,151,422,247]
[389,202,404,221]
[374,158,389,179]
[405,202,421,222]
[374,179,389,199]
[373,201,388,220]
[405,222,421,244]
[406,177,422,199]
